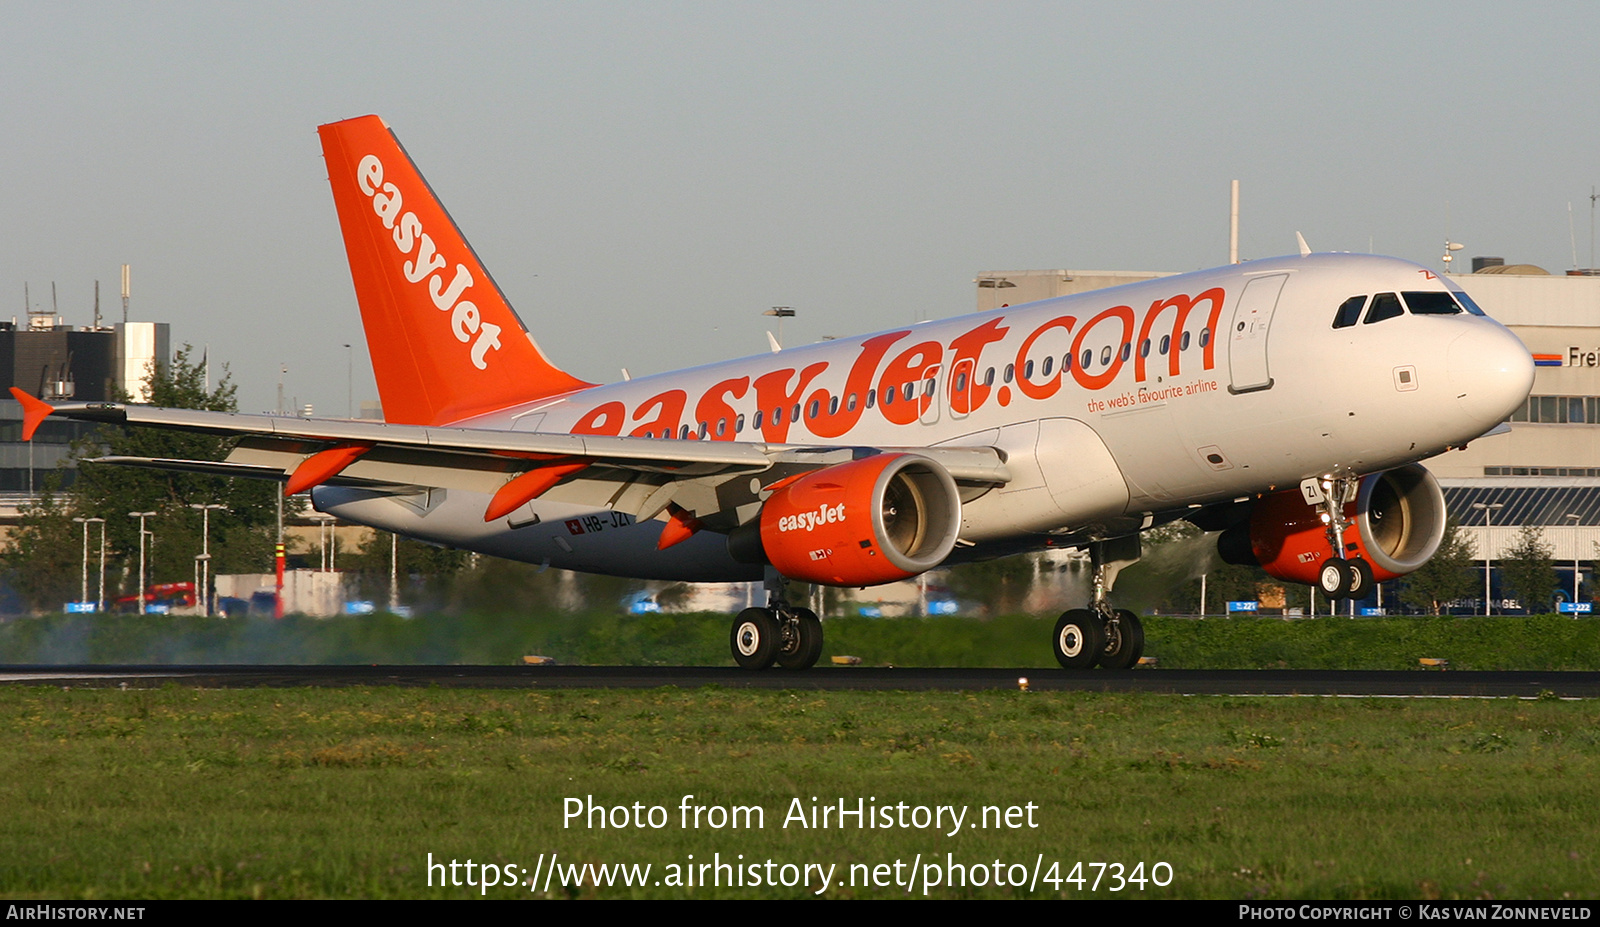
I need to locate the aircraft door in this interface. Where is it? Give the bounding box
[1227,273,1288,394]
[949,358,975,420]
[919,365,942,425]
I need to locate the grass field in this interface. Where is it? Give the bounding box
[4,610,1600,670]
[2,684,1598,899]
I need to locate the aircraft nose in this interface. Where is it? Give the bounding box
[1447,324,1534,427]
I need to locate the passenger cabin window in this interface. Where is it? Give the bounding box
[1332,295,1367,329]
[1363,292,1404,324]
[1402,291,1462,315]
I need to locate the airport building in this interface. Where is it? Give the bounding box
[976,260,1600,608]
[0,318,170,498]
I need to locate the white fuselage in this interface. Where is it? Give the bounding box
[316,253,1533,582]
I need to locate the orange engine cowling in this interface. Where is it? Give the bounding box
[1218,463,1447,585]
[757,454,961,587]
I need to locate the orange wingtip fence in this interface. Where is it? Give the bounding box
[9,388,53,442]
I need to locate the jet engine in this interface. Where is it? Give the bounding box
[753,453,962,587]
[1217,463,1447,586]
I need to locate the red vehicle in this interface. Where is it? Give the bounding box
[114,582,196,614]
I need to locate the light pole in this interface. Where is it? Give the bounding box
[1567,513,1582,605]
[310,513,337,572]
[390,532,399,613]
[190,503,226,616]
[71,517,103,607]
[1473,502,1503,615]
[94,517,106,611]
[129,511,157,614]
[763,307,794,348]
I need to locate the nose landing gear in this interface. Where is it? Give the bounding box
[1305,476,1373,601]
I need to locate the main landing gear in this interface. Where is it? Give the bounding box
[1052,536,1146,670]
[730,570,823,670]
[1304,476,1373,601]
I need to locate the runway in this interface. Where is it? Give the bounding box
[2,664,1599,697]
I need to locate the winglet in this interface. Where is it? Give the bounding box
[10,388,53,441]
[1296,231,1311,257]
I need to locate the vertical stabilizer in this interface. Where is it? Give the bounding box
[318,115,592,425]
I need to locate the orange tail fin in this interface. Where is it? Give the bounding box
[317,115,592,425]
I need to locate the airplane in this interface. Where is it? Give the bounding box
[11,115,1535,670]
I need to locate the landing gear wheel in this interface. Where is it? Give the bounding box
[1099,609,1145,670]
[776,608,823,670]
[1053,609,1107,669]
[1345,558,1374,601]
[1318,557,1351,599]
[731,607,779,670]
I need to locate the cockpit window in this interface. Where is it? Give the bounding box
[1450,290,1488,316]
[1332,295,1367,329]
[1363,292,1403,324]
[1402,291,1462,315]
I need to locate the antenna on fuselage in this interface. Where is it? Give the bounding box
[764,306,794,351]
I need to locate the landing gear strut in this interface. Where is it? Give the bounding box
[1304,475,1373,601]
[1052,536,1146,670]
[730,569,824,670]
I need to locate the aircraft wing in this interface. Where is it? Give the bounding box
[20,393,1011,529]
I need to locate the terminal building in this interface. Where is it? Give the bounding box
[0,319,169,495]
[975,259,1600,609]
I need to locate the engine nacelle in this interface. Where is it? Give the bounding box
[756,453,961,587]
[1218,463,1447,585]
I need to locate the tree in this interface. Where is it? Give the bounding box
[339,530,471,610]
[3,482,85,611]
[3,345,283,611]
[942,552,1042,615]
[1500,523,1557,614]
[1113,520,1271,615]
[1398,518,1478,615]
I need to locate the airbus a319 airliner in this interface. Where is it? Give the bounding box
[13,115,1535,670]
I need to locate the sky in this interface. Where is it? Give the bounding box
[4,1,1598,416]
